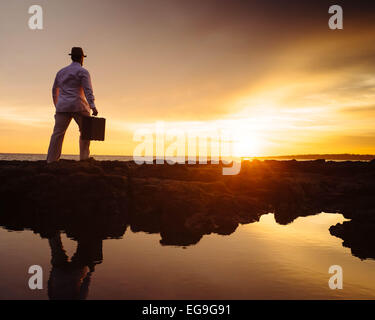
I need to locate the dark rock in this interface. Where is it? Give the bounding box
[0,159,374,249]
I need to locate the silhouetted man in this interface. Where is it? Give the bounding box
[47,47,98,163]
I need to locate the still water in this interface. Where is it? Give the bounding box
[0,212,374,299]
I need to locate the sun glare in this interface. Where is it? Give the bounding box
[232,130,262,157]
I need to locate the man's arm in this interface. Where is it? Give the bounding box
[52,75,59,107]
[81,69,98,116]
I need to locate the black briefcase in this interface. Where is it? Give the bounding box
[81,116,106,141]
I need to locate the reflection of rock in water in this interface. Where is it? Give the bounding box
[330,220,375,260]
[4,159,375,299]
[0,159,375,250]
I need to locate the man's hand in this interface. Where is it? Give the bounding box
[92,107,98,117]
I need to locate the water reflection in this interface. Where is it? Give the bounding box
[0,168,375,298]
[48,232,102,300]
[1,210,374,300]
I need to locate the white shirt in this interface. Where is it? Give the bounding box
[52,62,96,113]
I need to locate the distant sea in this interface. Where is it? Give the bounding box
[0,153,372,162]
[0,153,133,161]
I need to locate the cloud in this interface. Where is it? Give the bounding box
[341,105,375,114]
[2,0,375,154]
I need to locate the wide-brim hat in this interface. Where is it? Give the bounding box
[69,47,87,57]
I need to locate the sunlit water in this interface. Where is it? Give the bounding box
[0,213,374,300]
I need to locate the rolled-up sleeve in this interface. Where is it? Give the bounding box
[80,69,96,109]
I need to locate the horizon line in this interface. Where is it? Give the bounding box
[1,152,375,158]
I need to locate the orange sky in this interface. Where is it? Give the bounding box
[1,0,375,157]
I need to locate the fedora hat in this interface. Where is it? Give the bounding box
[68,47,87,57]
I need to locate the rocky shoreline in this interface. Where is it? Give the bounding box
[0,159,374,258]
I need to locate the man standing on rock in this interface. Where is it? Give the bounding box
[47,47,99,163]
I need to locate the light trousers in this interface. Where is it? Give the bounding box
[47,111,90,163]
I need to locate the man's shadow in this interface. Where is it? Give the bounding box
[47,231,103,300]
